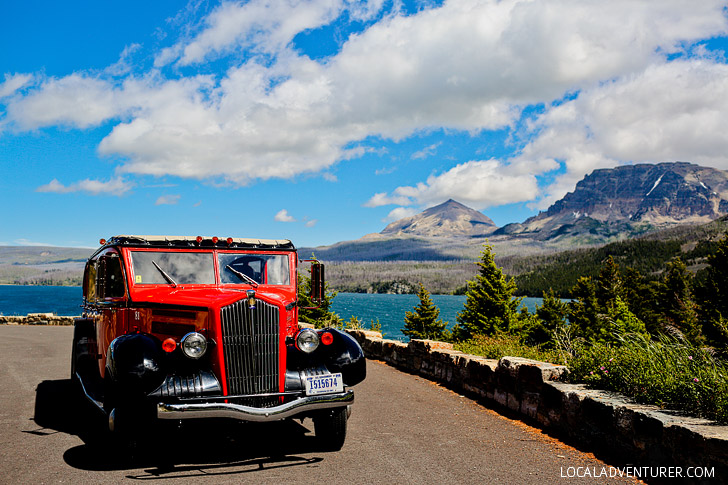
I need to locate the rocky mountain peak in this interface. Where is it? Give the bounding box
[497,162,728,240]
[381,199,497,237]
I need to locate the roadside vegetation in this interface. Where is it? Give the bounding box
[398,235,728,424]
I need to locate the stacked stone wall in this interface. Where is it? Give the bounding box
[348,330,728,483]
[0,313,77,325]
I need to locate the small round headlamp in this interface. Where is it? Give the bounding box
[181,332,207,359]
[296,328,320,353]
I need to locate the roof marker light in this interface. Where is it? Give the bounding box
[99,238,106,245]
[212,236,219,244]
[226,237,233,245]
[196,236,203,244]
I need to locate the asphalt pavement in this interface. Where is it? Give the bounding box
[0,325,642,484]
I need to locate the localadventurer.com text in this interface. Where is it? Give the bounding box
[560,466,715,480]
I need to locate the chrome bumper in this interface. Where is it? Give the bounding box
[157,389,354,422]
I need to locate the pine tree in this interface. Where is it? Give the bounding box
[661,257,701,344]
[567,264,648,344]
[520,288,568,348]
[453,244,522,341]
[596,256,622,310]
[567,276,600,341]
[622,267,662,336]
[402,283,449,341]
[696,234,728,352]
[298,270,341,328]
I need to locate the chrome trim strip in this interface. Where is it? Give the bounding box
[157,389,354,422]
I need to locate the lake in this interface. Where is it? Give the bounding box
[0,285,543,341]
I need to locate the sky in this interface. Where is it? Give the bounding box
[2,0,728,249]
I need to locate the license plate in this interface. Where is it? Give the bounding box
[305,373,343,395]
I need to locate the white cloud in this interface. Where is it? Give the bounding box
[274,209,296,222]
[385,207,418,222]
[305,219,318,227]
[373,160,540,210]
[3,0,728,190]
[169,0,354,66]
[36,177,133,196]
[4,74,122,130]
[364,191,412,207]
[411,143,439,160]
[519,59,728,208]
[105,44,142,76]
[0,73,33,98]
[155,194,181,205]
[12,239,56,247]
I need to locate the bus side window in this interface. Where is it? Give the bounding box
[97,255,125,299]
[85,261,97,303]
[104,255,125,298]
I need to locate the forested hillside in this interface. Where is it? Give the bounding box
[325,261,477,294]
[510,216,728,296]
[0,246,91,286]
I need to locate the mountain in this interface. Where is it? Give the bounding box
[497,162,728,241]
[380,199,497,237]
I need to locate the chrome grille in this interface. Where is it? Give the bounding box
[220,298,280,401]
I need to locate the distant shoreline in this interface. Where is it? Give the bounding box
[0,283,81,287]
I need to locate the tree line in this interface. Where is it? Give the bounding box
[402,235,728,355]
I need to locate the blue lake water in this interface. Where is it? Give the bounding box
[0,285,542,341]
[0,285,83,316]
[331,293,543,340]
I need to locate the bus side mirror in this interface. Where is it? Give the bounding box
[310,262,325,303]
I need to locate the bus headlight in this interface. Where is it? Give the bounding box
[181,332,207,359]
[296,328,320,353]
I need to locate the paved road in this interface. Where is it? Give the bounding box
[0,325,641,484]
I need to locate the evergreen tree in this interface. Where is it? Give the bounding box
[605,296,648,341]
[567,264,648,344]
[622,267,662,336]
[660,258,701,344]
[695,234,728,352]
[402,283,449,341]
[521,288,568,348]
[298,269,341,328]
[596,256,623,310]
[453,244,522,341]
[567,276,600,341]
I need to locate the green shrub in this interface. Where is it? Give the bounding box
[566,333,728,423]
[454,333,564,364]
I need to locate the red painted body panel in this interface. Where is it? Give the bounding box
[85,243,299,395]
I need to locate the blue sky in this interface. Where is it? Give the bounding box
[2,1,728,248]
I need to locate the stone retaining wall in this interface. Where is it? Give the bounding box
[348,330,728,483]
[0,313,77,325]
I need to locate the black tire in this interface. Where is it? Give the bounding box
[313,407,348,451]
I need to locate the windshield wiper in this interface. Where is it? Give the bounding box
[152,260,178,287]
[225,264,259,287]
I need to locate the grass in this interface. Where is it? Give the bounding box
[566,333,728,423]
[454,334,564,364]
[451,332,728,424]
